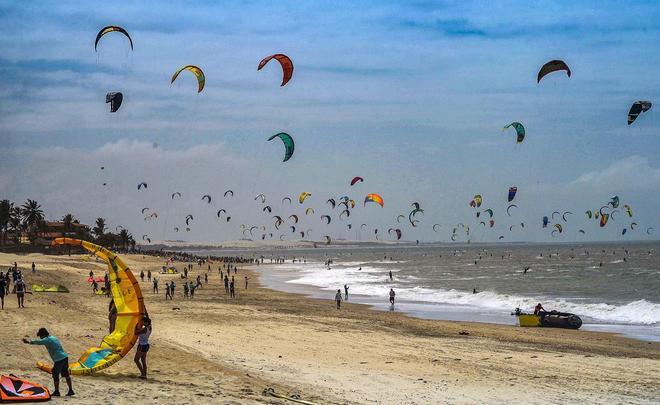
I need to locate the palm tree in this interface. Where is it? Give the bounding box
[118,229,132,250]
[21,199,45,244]
[92,217,106,243]
[62,213,75,232]
[0,200,12,245]
[8,206,22,244]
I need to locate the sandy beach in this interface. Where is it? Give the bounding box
[1,252,658,404]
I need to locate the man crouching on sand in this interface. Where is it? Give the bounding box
[23,328,74,397]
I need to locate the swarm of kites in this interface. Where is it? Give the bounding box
[93,26,654,244]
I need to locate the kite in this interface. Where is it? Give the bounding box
[299,192,312,204]
[542,216,549,228]
[503,122,525,143]
[433,224,441,232]
[624,204,633,217]
[537,60,571,83]
[1,375,51,402]
[562,211,573,222]
[507,204,517,216]
[350,176,364,186]
[185,214,193,225]
[630,222,637,230]
[94,26,133,51]
[267,132,295,162]
[141,207,149,214]
[327,198,336,209]
[224,190,234,198]
[554,223,563,233]
[255,194,266,203]
[106,92,123,113]
[137,182,147,190]
[585,210,592,219]
[508,186,517,202]
[397,215,406,223]
[171,65,205,93]
[202,194,212,203]
[609,196,620,209]
[258,54,294,86]
[216,209,226,217]
[282,196,292,204]
[324,235,331,245]
[411,202,421,210]
[339,209,350,219]
[472,195,483,208]
[305,208,315,215]
[483,209,494,218]
[321,215,331,224]
[263,206,272,213]
[578,229,585,234]
[364,193,384,207]
[622,228,627,235]
[171,192,182,199]
[173,227,179,232]
[627,101,652,125]
[600,213,609,227]
[647,227,655,235]
[489,219,495,228]
[44,238,145,375]
[289,214,299,224]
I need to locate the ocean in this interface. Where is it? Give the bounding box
[184,241,660,341]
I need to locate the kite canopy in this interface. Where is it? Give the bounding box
[105,92,123,113]
[267,132,295,162]
[299,192,311,204]
[627,101,652,125]
[1,375,50,402]
[503,122,525,143]
[258,54,294,86]
[94,26,133,51]
[137,182,147,190]
[537,59,571,83]
[42,238,145,375]
[171,65,205,93]
[364,193,384,207]
[350,176,364,186]
[508,186,517,202]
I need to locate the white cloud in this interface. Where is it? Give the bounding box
[571,155,660,191]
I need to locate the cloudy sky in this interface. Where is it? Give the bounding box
[1,1,659,243]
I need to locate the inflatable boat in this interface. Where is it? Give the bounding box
[513,308,582,329]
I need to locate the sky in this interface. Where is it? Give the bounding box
[1,1,659,244]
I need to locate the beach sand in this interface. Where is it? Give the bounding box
[1,252,658,404]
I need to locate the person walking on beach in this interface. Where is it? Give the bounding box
[23,328,74,396]
[147,269,151,281]
[335,289,343,309]
[31,262,36,273]
[189,281,195,299]
[0,272,5,309]
[140,270,145,282]
[13,276,27,308]
[204,273,208,284]
[183,282,189,299]
[229,277,235,298]
[244,276,249,289]
[153,277,159,294]
[92,279,99,294]
[108,300,117,333]
[344,284,349,300]
[134,315,152,379]
[224,275,229,294]
[389,288,396,306]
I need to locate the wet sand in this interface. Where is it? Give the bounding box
[1,252,658,404]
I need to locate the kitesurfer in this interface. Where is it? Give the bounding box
[335,289,343,309]
[134,316,152,379]
[23,328,74,396]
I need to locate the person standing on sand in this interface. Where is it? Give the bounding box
[0,272,5,309]
[23,328,74,396]
[13,276,27,308]
[165,282,171,300]
[389,288,396,306]
[335,289,343,309]
[224,275,229,294]
[344,284,349,300]
[244,276,249,289]
[92,279,99,294]
[229,276,235,298]
[153,277,159,294]
[108,300,117,333]
[140,270,145,282]
[147,269,151,281]
[134,315,152,379]
[32,262,36,273]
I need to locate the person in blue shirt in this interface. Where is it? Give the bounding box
[22,328,74,396]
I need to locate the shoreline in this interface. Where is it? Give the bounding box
[256,261,660,342]
[1,252,658,404]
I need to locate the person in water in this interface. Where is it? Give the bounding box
[344,284,349,300]
[389,288,396,306]
[134,315,152,379]
[23,328,74,396]
[389,270,393,281]
[335,289,342,309]
[534,303,546,316]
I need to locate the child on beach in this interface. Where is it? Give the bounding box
[23,328,74,396]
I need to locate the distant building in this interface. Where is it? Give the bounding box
[20,221,90,246]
